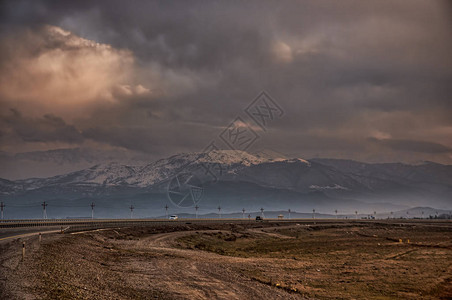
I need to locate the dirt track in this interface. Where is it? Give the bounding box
[1,221,451,299]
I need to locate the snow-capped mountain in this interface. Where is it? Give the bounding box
[8,150,310,191]
[1,150,451,218]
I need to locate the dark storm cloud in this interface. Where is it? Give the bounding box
[1,109,84,144]
[0,0,451,166]
[369,138,452,154]
[82,122,215,155]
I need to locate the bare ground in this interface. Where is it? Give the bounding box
[1,221,451,299]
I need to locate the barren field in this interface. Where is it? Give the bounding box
[1,220,451,299]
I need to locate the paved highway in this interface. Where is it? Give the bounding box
[0,218,322,242]
[0,218,253,243]
[1,218,450,243]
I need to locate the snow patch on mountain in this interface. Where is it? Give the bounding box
[196,150,268,166]
[286,158,311,165]
[253,149,288,162]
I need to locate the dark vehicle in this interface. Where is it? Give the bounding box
[255,216,263,221]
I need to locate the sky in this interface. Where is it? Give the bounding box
[0,0,451,179]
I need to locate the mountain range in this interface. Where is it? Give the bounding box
[0,150,451,219]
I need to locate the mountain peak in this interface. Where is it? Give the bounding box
[253,149,288,162]
[196,150,266,166]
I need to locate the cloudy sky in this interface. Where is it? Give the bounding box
[0,0,451,179]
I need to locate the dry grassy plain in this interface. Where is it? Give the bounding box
[1,220,451,299]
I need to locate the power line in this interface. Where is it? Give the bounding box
[90,202,95,219]
[0,202,5,220]
[41,201,48,219]
[7,203,42,207]
[129,205,134,219]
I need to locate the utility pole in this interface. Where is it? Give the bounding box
[406,211,409,219]
[41,201,48,219]
[355,210,358,220]
[129,205,134,219]
[260,207,264,218]
[195,205,199,219]
[390,211,393,219]
[165,204,169,219]
[218,206,221,218]
[313,209,315,220]
[335,209,338,219]
[288,209,291,219]
[421,211,424,219]
[242,208,246,219]
[90,202,95,219]
[374,211,377,220]
[0,202,4,220]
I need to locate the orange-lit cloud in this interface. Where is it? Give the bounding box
[271,41,293,63]
[0,25,141,120]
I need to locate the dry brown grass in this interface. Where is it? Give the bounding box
[1,221,451,299]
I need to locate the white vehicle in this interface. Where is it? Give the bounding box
[169,215,179,220]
